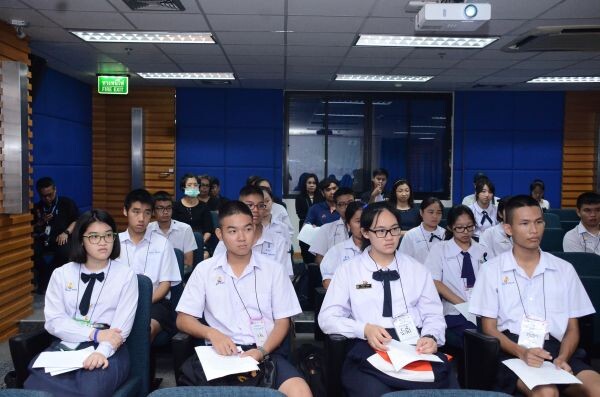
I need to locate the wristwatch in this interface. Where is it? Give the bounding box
[257,346,268,360]
[421,334,437,343]
[64,230,71,236]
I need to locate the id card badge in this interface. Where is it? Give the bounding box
[518,315,548,349]
[44,225,51,236]
[464,287,473,301]
[393,313,419,345]
[250,318,268,347]
[261,242,274,256]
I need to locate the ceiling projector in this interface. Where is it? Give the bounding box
[415,3,491,32]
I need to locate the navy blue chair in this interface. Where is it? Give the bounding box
[561,220,579,234]
[543,212,561,229]
[148,386,285,396]
[540,228,565,252]
[192,232,204,270]
[547,208,579,222]
[382,391,511,396]
[0,391,53,397]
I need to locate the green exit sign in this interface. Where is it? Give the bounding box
[97,75,128,95]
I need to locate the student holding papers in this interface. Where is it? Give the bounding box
[423,205,487,348]
[319,203,452,396]
[175,200,312,397]
[25,210,138,397]
[470,195,600,396]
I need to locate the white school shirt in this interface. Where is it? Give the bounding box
[424,238,488,316]
[469,250,595,342]
[320,237,362,282]
[271,203,294,241]
[540,199,550,210]
[398,223,446,264]
[214,228,293,277]
[479,223,512,259]
[176,252,301,345]
[148,220,198,254]
[44,260,138,359]
[263,217,291,248]
[118,229,181,296]
[470,201,498,237]
[309,218,348,257]
[318,249,446,345]
[563,222,600,255]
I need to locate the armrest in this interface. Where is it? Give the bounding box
[172,332,194,385]
[9,329,52,387]
[463,328,500,391]
[324,334,349,397]
[578,314,594,362]
[314,287,326,341]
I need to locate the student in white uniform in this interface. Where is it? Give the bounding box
[479,196,513,259]
[25,210,138,397]
[470,195,600,396]
[175,201,312,396]
[320,201,364,288]
[424,205,487,348]
[214,185,293,277]
[530,179,550,210]
[398,197,446,264]
[260,186,292,247]
[319,203,451,396]
[309,187,355,265]
[118,189,181,342]
[469,178,498,239]
[462,173,500,206]
[563,192,600,254]
[256,177,295,239]
[148,190,198,268]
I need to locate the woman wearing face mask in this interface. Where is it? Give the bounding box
[387,179,421,236]
[398,197,446,264]
[172,173,213,246]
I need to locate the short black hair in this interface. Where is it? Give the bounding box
[446,205,475,239]
[153,190,173,204]
[344,201,364,226]
[217,200,253,223]
[420,196,444,212]
[334,187,354,202]
[239,185,264,199]
[497,195,512,222]
[360,202,401,251]
[246,175,262,186]
[504,195,542,225]
[179,173,198,192]
[36,177,55,192]
[210,177,220,187]
[529,179,545,193]
[319,177,339,191]
[124,189,154,211]
[576,192,600,209]
[388,179,414,207]
[372,168,389,178]
[473,172,487,183]
[69,209,120,263]
[198,174,211,184]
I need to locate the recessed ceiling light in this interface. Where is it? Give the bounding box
[137,72,234,80]
[356,34,498,48]
[336,74,432,82]
[70,31,215,43]
[527,76,600,83]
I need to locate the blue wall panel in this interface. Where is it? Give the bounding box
[176,88,284,200]
[32,68,92,212]
[453,91,564,207]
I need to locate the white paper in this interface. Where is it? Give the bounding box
[47,367,80,376]
[455,302,477,325]
[386,340,442,372]
[33,347,94,369]
[297,224,320,246]
[195,346,260,381]
[367,353,434,382]
[502,359,582,390]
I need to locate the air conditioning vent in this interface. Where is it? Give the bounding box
[122,0,185,11]
[503,25,600,52]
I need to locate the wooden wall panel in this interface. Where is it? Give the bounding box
[0,21,34,341]
[561,92,600,208]
[93,88,175,230]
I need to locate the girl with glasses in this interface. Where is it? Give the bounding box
[25,210,138,397]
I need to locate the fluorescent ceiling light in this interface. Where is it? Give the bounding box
[356,34,498,48]
[336,74,432,82]
[71,31,215,43]
[527,76,600,83]
[138,72,234,80]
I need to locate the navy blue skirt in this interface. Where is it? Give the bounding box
[24,341,130,397]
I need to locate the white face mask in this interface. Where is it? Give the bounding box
[184,188,200,198]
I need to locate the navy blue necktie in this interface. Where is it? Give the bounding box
[460,252,476,288]
[79,272,104,316]
[481,210,493,225]
[372,270,400,317]
[429,233,442,242]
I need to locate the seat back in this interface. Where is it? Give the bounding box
[0,391,54,397]
[148,386,285,396]
[382,390,511,396]
[561,220,579,234]
[210,211,219,229]
[171,249,185,307]
[463,329,500,391]
[540,228,565,252]
[192,232,204,269]
[543,212,561,229]
[547,208,579,221]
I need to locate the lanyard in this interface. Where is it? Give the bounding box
[230,268,263,320]
[74,260,112,321]
[43,197,59,217]
[581,233,600,253]
[368,253,409,314]
[513,270,546,321]
[125,231,153,274]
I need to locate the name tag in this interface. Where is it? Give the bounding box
[260,243,274,256]
[356,281,372,289]
[518,316,548,349]
[393,313,419,345]
[250,318,268,346]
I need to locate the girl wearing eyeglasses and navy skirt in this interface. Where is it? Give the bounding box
[423,205,487,348]
[319,203,452,396]
[25,210,138,397]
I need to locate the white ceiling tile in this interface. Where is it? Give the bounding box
[511,18,600,36]
[38,10,135,29]
[544,68,600,76]
[123,12,209,30]
[286,32,356,46]
[512,60,577,70]
[228,55,283,65]
[235,64,282,73]
[157,43,224,55]
[343,57,399,67]
[487,69,544,79]
[89,42,162,54]
[25,26,81,42]
[128,63,184,73]
[287,64,338,74]
[207,14,283,32]
[361,17,415,35]
[398,58,460,68]
[391,67,445,75]
[539,0,600,19]
[215,31,283,45]
[286,56,342,66]
[0,7,59,27]
[408,48,478,60]
[479,19,527,36]
[22,0,117,12]
[287,45,348,56]
[346,46,413,58]
[170,54,229,64]
[455,59,519,69]
[108,0,201,12]
[469,50,537,60]
[200,0,284,15]
[488,0,563,19]
[241,79,284,89]
[371,0,413,18]
[567,60,600,70]
[0,1,28,8]
[437,69,491,78]
[222,45,284,56]
[287,16,363,33]
[238,71,283,79]
[179,62,231,71]
[530,51,597,61]
[288,0,376,17]
[110,51,172,64]
[337,65,394,74]
[286,72,333,80]
[430,75,483,83]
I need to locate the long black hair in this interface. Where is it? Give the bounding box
[360,202,401,251]
[444,205,476,240]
